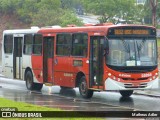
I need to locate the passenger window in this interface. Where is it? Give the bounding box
[4,35,13,54]
[56,34,71,56]
[24,34,32,55]
[72,33,88,57]
[33,34,42,55]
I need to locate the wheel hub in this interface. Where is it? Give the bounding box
[81,81,87,93]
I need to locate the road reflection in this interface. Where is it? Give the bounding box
[0,77,150,111]
[119,97,134,108]
[60,88,76,97]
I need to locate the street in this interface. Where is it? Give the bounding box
[77,15,99,24]
[0,77,160,112]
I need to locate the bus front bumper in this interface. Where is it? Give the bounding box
[104,77,159,90]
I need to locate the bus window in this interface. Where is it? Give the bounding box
[24,34,32,55]
[56,34,71,56]
[72,33,88,57]
[33,34,42,55]
[4,35,13,54]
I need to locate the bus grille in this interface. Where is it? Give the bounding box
[124,83,147,88]
[122,77,149,81]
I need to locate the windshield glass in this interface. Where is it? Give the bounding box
[106,38,157,67]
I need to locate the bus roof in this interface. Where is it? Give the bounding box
[3,28,39,34]
[38,24,156,34]
[3,24,156,35]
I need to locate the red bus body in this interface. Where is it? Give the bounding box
[2,24,159,98]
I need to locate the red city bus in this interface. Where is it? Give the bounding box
[2,24,158,98]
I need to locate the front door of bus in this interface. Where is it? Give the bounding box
[90,36,104,87]
[43,37,54,83]
[13,36,23,79]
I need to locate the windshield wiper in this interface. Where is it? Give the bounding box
[122,40,130,53]
[137,39,146,51]
[122,39,132,60]
[136,41,140,61]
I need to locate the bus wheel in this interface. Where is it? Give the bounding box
[25,71,34,90]
[119,90,133,97]
[25,71,43,91]
[79,76,93,99]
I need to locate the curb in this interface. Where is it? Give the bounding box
[0,75,5,78]
[134,92,160,98]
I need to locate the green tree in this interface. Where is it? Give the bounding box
[150,0,159,27]
[30,0,83,27]
[0,0,18,13]
[60,10,83,26]
[144,0,160,26]
[134,4,146,24]
[60,0,84,15]
[61,0,80,9]
[31,8,61,27]
[0,0,83,27]
[157,3,160,18]
[81,0,142,24]
[31,8,82,27]
[16,0,39,23]
[112,0,136,24]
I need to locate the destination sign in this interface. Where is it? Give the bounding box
[108,27,156,37]
[114,29,149,35]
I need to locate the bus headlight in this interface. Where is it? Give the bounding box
[108,73,111,76]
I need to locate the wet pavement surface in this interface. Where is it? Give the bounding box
[0,77,134,111]
[1,77,160,112]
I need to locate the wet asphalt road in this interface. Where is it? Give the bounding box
[0,77,160,111]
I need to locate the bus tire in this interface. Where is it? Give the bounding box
[119,90,133,97]
[79,76,93,99]
[25,71,35,90]
[25,71,43,91]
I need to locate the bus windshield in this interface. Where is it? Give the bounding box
[106,38,157,67]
